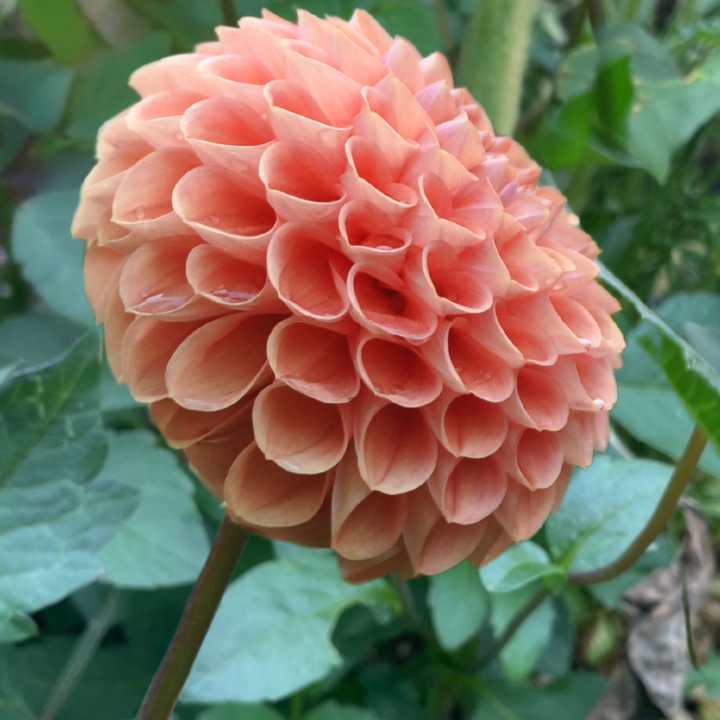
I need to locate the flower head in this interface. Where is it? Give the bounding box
[74,9,624,582]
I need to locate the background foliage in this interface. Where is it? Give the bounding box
[1,0,720,718]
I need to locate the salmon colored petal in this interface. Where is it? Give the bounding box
[130,54,211,97]
[198,54,274,113]
[558,411,595,468]
[348,262,437,343]
[382,37,424,94]
[499,426,565,491]
[253,382,350,474]
[331,446,406,560]
[329,25,388,85]
[126,90,205,149]
[353,331,442,407]
[121,318,204,401]
[355,390,438,494]
[83,242,127,324]
[501,367,569,431]
[494,478,560,542]
[364,75,432,142]
[267,317,359,403]
[166,313,279,410]
[174,165,278,265]
[267,222,350,321]
[428,448,508,525]
[186,244,281,311]
[241,496,332,548]
[419,52,454,87]
[103,286,134,382]
[425,389,509,458]
[260,140,346,223]
[404,485,492,575]
[112,148,199,237]
[338,541,413,584]
[81,145,153,202]
[349,9,394,55]
[225,441,330,527]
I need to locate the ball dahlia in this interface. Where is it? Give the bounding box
[73,9,624,583]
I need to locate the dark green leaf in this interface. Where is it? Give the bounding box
[685,323,720,375]
[98,430,210,588]
[198,704,285,720]
[11,190,94,326]
[304,702,384,720]
[546,456,672,572]
[184,548,398,703]
[427,560,489,651]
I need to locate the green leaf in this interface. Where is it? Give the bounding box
[184,548,398,703]
[546,456,672,573]
[686,323,720,374]
[471,672,608,720]
[686,650,720,697]
[198,704,285,720]
[488,583,556,681]
[98,430,210,588]
[627,51,720,182]
[66,31,171,144]
[0,334,139,636]
[600,266,720,457]
[371,0,446,55]
[17,0,103,62]
[427,560,489,651]
[304,702,384,720]
[481,542,563,593]
[0,60,73,132]
[11,190,94,327]
[0,609,36,644]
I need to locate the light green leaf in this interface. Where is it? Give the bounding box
[17,0,103,62]
[686,323,720,375]
[600,266,720,457]
[0,334,139,635]
[0,60,73,132]
[546,456,672,572]
[427,560,489,651]
[489,583,556,681]
[471,672,608,720]
[304,701,384,720]
[198,703,285,720]
[372,0,446,55]
[98,430,210,588]
[184,549,398,703]
[481,542,563,593]
[67,32,171,144]
[12,190,94,327]
[0,607,36,644]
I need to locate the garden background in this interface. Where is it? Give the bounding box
[2,0,720,718]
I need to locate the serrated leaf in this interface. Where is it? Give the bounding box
[427,560,489,651]
[12,190,94,327]
[481,542,563,593]
[600,265,720,457]
[488,583,556,681]
[184,549,398,703]
[546,456,672,573]
[0,334,139,632]
[98,430,210,588]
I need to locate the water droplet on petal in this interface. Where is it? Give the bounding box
[212,283,259,303]
[453,362,464,373]
[134,205,146,220]
[375,245,394,251]
[390,384,404,394]
[592,398,608,410]
[175,131,184,141]
[578,337,593,349]
[132,293,188,314]
[484,371,493,381]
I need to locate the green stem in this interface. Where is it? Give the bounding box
[135,516,249,720]
[41,589,121,720]
[456,0,538,135]
[430,0,454,52]
[220,0,237,26]
[390,572,422,625]
[587,0,607,39]
[569,425,707,586]
[476,587,551,669]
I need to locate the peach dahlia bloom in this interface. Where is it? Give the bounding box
[73,9,624,582]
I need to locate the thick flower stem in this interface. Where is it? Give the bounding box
[135,516,249,720]
[569,425,707,586]
[456,0,538,134]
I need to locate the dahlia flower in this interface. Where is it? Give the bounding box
[73,9,624,583]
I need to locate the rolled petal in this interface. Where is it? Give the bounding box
[253,382,350,473]
[331,446,406,560]
[127,89,205,149]
[83,242,127,324]
[225,441,330,527]
[425,389,509,458]
[494,478,560,542]
[499,426,565,491]
[353,331,442,407]
[267,317,359,403]
[338,541,413,584]
[428,448,508,524]
[198,54,273,113]
[267,222,350,321]
[501,367,569,431]
[103,286,135,381]
[81,144,152,202]
[186,244,282,311]
[354,390,438,494]
[112,148,199,237]
[174,165,278,265]
[404,485,491,575]
[166,313,279,410]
